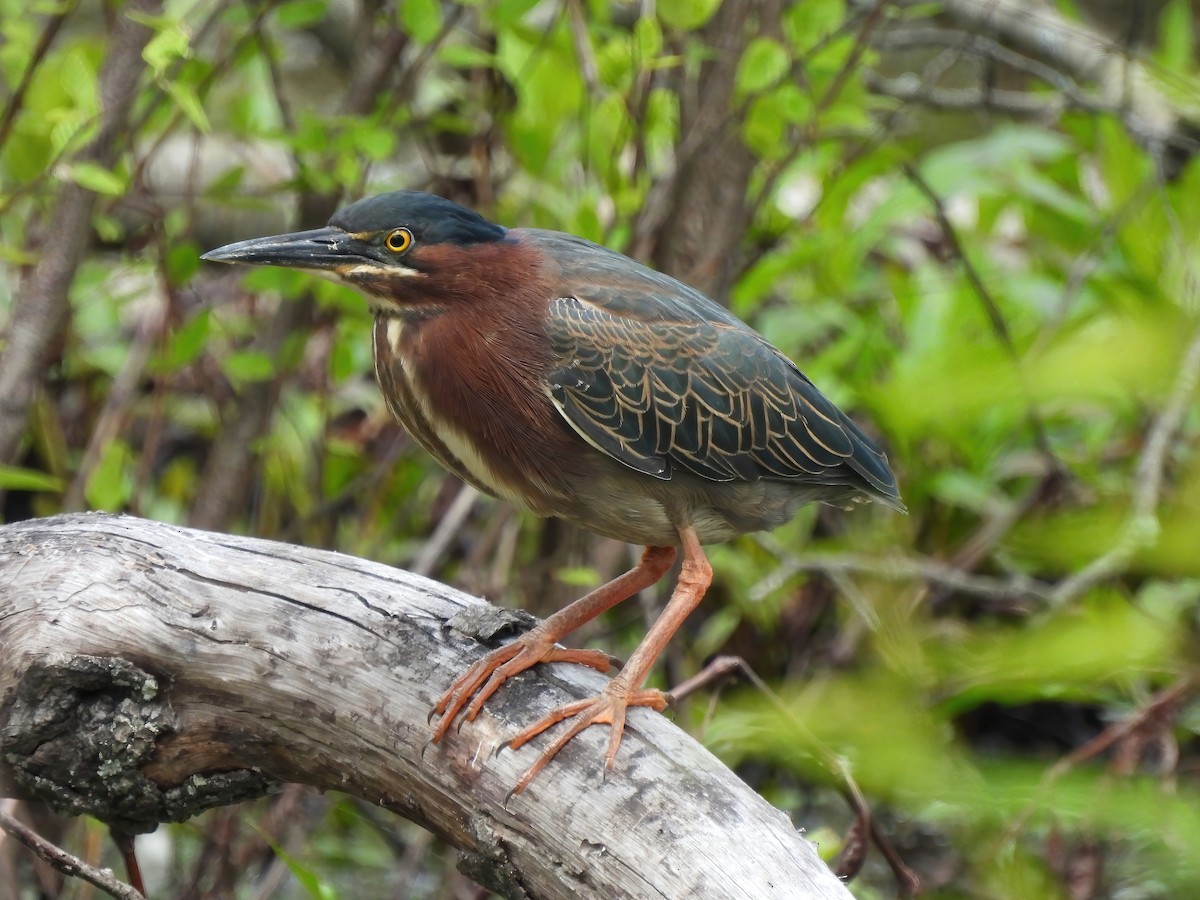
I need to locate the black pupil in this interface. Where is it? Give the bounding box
[390,230,406,250]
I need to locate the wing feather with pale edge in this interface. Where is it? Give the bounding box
[544,294,902,505]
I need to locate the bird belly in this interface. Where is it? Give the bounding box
[561,463,822,547]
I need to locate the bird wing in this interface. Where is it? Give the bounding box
[543,292,901,503]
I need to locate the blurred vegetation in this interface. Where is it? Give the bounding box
[2,0,1199,897]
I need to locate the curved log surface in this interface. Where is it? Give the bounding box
[0,514,851,900]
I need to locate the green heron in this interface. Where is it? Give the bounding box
[202,191,903,792]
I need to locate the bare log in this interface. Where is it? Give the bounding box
[0,514,852,900]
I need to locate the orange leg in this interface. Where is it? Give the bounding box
[430,544,677,743]
[508,524,712,794]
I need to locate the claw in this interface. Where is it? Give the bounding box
[427,543,681,792]
[508,685,668,795]
[431,639,613,743]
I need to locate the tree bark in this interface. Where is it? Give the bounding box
[0,514,852,900]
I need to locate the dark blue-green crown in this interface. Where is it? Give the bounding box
[329,191,507,245]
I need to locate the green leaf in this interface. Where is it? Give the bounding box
[142,22,189,76]
[555,566,601,587]
[165,81,211,132]
[487,0,542,26]
[222,350,276,383]
[782,0,845,51]
[398,0,442,43]
[93,212,125,243]
[253,831,336,900]
[438,43,495,68]
[353,124,396,161]
[328,321,363,382]
[0,465,64,492]
[63,162,125,196]
[157,310,211,371]
[166,241,201,285]
[276,0,328,29]
[736,37,789,96]
[1156,0,1193,71]
[203,165,246,197]
[86,439,134,511]
[658,0,722,30]
[742,93,786,157]
[634,15,662,60]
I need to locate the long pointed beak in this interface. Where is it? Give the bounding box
[201,226,351,270]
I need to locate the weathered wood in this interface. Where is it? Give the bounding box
[0,513,852,899]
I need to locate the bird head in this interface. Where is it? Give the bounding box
[201,191,509,313]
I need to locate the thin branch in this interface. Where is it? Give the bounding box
[934,0,1187,158]
[340,25,409,114]
[1051,322,1200,604]
[126,0,250,193]
[903,162,1060,468]
[989,673,1200,855]
[0,1,77,153]
[749,535,1052,604]
[410,484,481,576]
[870,73,1070,118]
[0,805,146,900]
[252,10,296,133]
[874,26,1095,102]
[564,0,600,95]
[383,4,469,124]
[814,0,891,117]
[62,293,168,512]
[1048,675,1198,780]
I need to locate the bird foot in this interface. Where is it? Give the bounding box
[431,634,612,742]
[507,683,669,795]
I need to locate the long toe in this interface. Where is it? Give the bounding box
[431,642,523,741]
[508,686,669,794]
[432,637,615,742]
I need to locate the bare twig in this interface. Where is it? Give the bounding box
[903,162,1061,469]
[127,0,248,192]
[933,0,1188,159]
[874,26,1092,101]
[665,655,744,705]
[0,806,146,900]
[870,73,1071,118]
[253,15,297,133]
[1048,675,1198,780]
[62,292,168,512]
[987,673,1200,859]
[749,535,1052,604]
[814,0,891,117]
[1051,322,1200,604]
[564,0,600,95]
[383,4,468,124]
[340,25,408,115]
[410,484,481,576]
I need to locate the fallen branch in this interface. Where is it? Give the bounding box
[0,513,852,900]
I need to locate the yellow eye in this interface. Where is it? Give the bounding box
[385,227,413,254]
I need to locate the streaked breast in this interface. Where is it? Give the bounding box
[371,315,536,509]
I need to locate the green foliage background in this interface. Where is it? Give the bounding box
[2,0,1199,897]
